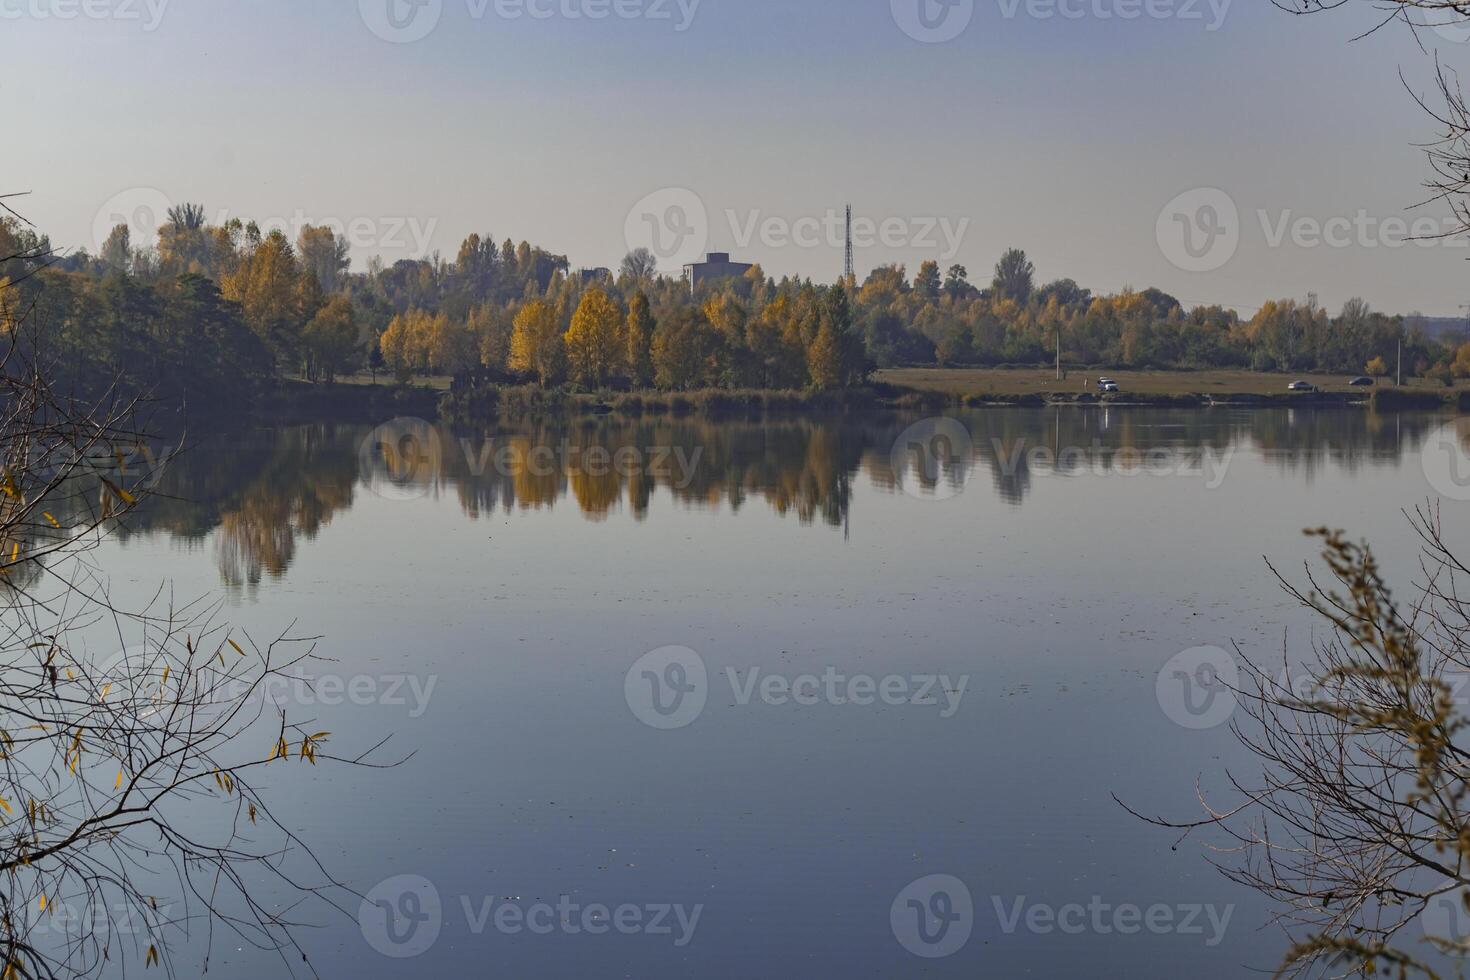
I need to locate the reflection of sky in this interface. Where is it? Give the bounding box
[10,1,1470,315]
[75,408,1469,976]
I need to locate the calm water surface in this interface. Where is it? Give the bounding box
[78,407,1470,978]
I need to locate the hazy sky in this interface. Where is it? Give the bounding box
[8,0,1470,316]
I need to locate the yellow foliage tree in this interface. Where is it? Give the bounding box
[564,287,625,387]
[427,314,477,376]
[378,313,412,382]
[626,291,655,388]
[806,322,841,390]
[1452,342,1470,379]
[509,300,565,386]
[379,309,438,382]
[220,231,301,354]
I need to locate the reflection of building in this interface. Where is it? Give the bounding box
[682,252,753,290]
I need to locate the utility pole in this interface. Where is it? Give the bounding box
[1398,336,1403,387]
[843,204,855,288]
[1056,327,1062,381]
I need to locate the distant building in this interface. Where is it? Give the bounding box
[578,267,612,283]
[682,252,754,291]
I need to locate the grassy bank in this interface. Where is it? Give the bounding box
[875,367,1468,400]
[439,384,950,423]
[315,367,1470,427]
[876,364,1464,405]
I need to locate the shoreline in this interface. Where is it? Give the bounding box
[170,377,1464,428]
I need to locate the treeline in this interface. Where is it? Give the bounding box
[2,207,1466,409]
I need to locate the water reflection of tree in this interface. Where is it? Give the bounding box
[449,418,862,528]
[118,426,358,594]
[870,408,1442,505]
[100,409,1452,587]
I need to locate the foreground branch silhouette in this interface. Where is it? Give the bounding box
[0,233,389,978]
[1126,506,1470,977]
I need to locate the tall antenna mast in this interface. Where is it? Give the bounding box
[843,204,854,287]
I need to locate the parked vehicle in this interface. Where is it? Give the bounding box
[1097,378,1119,393]
[1288,381,1317,392]
[1349,376,1375,386]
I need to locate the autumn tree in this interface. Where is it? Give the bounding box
[626,290,655,388]
[564,286,625,387]
[378,311,413,382]
[992,248,1034,303]
[297,224,351,294]
[379,308,437,382]
[220,230,303,367]
[652,308,716,390]
[427,312,477,376]
[300,294,360,381]
[98,223,131,273]
[1452,341,1470,379]
[157,202,210,276]
[914,259,941,300]
[806,286,867,389]
[944,264,971,301]
[619,247,659,286]
[470,303,512,376]
[509,299,565,386]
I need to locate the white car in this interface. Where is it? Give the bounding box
[1097,378,1119,393]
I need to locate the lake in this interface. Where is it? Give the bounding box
[70,406,1470,977]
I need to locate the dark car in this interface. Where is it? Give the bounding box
[1288,381,1318,393]
[1349,376,1375,386]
